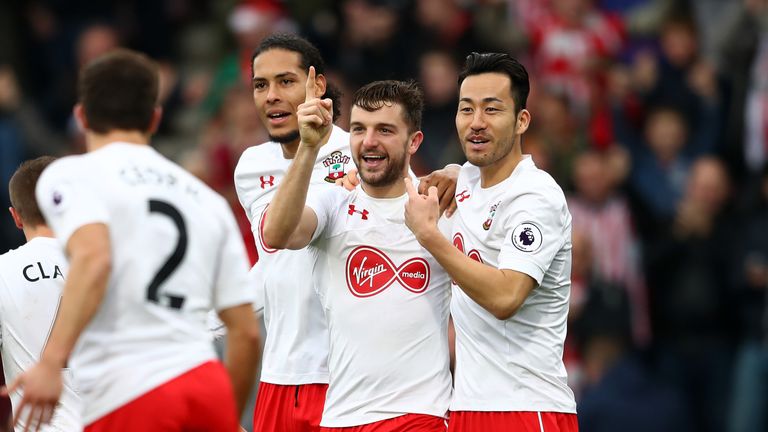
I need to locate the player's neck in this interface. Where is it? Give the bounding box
[85,130,151,152]
[361,169,409,199]
[280,127,333,159]
[480,144,523,188]
[22,225,54,242]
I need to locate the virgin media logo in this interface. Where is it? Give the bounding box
[453,232,483,263]
[345,246,431,297]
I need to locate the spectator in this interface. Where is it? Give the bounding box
[568,150,650,345]
[415,49,463,173]
[729,163,768,432]
[645,157,736,432]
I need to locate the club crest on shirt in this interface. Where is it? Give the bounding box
[511,222,543,252]
[482,201,501,230]
[323,151,351,183]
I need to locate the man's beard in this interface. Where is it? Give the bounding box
[358,153,407,188]
[269,129,300,144]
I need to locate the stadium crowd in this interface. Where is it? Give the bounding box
[0,0,767,431]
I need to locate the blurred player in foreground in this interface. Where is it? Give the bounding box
[4,49,261,432]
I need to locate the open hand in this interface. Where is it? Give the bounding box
[1,360,62,432]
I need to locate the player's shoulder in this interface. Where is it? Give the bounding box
[0,238,57,272]
[326,125,350,151]
[236,141,284,169]
[518,158,566,203]
[39,153,88,183]
[503,158,569,219]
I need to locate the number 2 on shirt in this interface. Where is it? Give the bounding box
[147,199,187,309]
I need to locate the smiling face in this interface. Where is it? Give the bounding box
[349,102,421,188]
[456,72,529,169]
[251,48,324,144]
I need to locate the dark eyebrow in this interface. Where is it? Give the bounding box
[349,122,399,130]
[459,97,504,104]
[252,71,299,82]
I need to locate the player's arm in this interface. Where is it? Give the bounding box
[404,179,535,320]
[216,304,261,417]
[4,223,111,429]
[262,66,333,250]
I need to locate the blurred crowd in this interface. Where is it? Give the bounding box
[1,0,767,431]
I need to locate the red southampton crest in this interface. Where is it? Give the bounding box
[323,151,351,183]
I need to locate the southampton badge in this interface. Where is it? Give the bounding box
[482,201,501,231]
[511,222,543,252]
[323,151,351,183]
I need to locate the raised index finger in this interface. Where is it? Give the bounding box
[404,177,418,198]
[305,66,316,103]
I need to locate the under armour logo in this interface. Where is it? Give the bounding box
[455,189,471,202]
[260,176,275,189]
[348,205,369,220]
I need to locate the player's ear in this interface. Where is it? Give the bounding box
[516,109,531,135]
[73,104,88,132]
[148,106,163,135]
[9,207,23,230]
[314,73,327,99]
[407,130,424,156]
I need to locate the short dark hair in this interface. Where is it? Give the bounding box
[9,156,57,227]
[252,33,341,121]
[78,49,159,134]
[458,52,530,113]
[352,80,423,133]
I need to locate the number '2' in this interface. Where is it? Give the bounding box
[148,199,187,309]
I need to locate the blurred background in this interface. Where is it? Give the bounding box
[1,0,767,431]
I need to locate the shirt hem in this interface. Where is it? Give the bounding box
[260,371,329,385]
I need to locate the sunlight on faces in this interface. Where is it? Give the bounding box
[349,103,421,187]
[252,49,325,143]
[456,72,527,167]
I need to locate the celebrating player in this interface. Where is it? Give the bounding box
[237,33,457,432]
[262,75,452,431]
[4,49,261,431]
[404,52,579,431]
[0,156,82,432]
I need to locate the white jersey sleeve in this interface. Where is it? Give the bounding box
[36,159,109,246]
[306,186,348,243]
[497,191,568,284]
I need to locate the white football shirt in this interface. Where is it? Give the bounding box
[306,185,452,427]
[0,237,82,432]
[36,143,253,424]
[450,156,577,413]
[234,125,352,385]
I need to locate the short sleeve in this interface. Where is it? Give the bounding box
[497,193,567,285]
[212,204,256,312]
[305,186,347,243]
[36,160,110,246]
